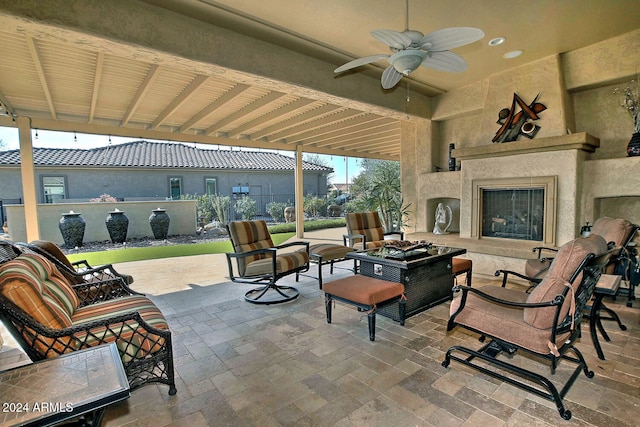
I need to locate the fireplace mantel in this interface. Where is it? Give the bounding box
[452,132,600,161]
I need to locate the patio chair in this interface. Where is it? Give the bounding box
[344,211,404,250]
[17,240,139,306]
[0,240,176,395]
[443,234,609,420]
[523,217,638,290]
[226,220,310,304]
[20,240,134,286]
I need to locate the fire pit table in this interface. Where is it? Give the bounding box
[346,243,466,321]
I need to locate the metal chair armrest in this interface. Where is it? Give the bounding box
[275,241,310,253]
[343,233,364,247]
[495,269,542,287]
[71,259,92,269]
[531,246,559,258]
[457,284,564,308]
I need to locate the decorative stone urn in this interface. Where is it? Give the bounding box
[149,208,170,239]
[105,209,129,244]
[59,211,85,248]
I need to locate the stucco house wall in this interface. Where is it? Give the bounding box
[0,166,327,204]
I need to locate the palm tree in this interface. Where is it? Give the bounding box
[349,160,411,232]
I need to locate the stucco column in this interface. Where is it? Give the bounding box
[295,145,304,238]
[16,116,40,241]
[401,119,433,233]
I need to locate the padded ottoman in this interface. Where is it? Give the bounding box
[323,275,405,341]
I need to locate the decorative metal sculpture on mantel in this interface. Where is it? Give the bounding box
[492,93,547,143]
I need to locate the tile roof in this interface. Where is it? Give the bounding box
[0,141,333,172]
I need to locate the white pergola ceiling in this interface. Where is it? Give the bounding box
[0,0,638,161]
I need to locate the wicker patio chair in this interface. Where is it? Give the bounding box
[226,220,310,304]
[20,240,134,286]
[0,242,176,395]
[443,234,610,420]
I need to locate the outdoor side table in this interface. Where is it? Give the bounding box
[0,343,130,427]
[589,274,625,360]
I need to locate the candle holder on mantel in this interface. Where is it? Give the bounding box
[448,144,456,171]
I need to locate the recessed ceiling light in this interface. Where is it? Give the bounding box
[488,37,506,47]
[503,50,523,59]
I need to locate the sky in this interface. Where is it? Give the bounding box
[0,126,362,185]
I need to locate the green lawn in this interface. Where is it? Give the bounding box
[66,232,295,265]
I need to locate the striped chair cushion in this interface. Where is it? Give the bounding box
[309,244,354,262]
[244,249,309,277]
[17,253,79,316]
[345,212,385,248]
[72,295,169,363]
[0,257,74,355]
[228,220,275,275]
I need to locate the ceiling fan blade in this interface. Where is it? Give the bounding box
[371,29,412,50]
[334,54,390,73]
[381,66,404,89]
[419,27,485,51]
[421,51,468,72]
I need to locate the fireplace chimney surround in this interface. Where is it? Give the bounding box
[471,176,557,246]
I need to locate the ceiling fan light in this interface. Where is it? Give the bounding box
[390,50,427,75]
[503,50,523,59]
[488,37,506,46]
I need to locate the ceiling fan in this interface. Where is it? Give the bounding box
[334,0,484,89]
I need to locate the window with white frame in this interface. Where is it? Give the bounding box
[169,177,182,200]
[42,176,67,203]
[205,178,217,195]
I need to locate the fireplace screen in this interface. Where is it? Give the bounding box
[481,188,545,241]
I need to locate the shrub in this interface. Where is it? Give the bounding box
[268,218,345,234]
[211,195,231,225]
[181,194,231,225]
[303,195,327,218]
[266,201,288,222]
[90,193,118,203]
[235,196,257,220]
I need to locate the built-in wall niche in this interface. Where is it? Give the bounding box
[471,176,557,246]
[426,198,460,234]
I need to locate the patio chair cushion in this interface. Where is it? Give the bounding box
[0,256,73,326]
[71,295,169,363]
[228,220,275,275]
[30,240,76,270]
[17,253,79,316]
[243,249,309,277]
[544,234,607,283]
[0,257,74,354]
[591,217,634,247]
[525,234,607,329]
[451,285,569,354]
[345,211,384,249]
[523,277,572,329]
[323,275,405,307]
